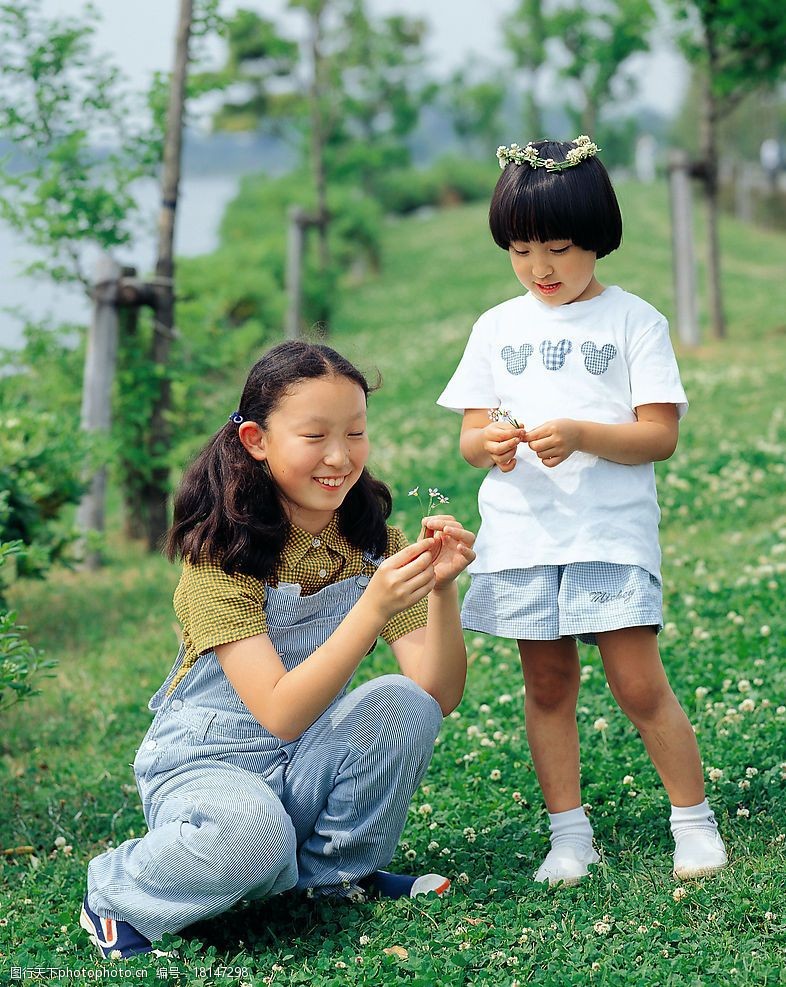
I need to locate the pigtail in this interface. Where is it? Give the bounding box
[166,422,289,581]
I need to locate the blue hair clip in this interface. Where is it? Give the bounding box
[229,412,244,424]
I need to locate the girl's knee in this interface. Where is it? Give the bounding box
[210,796,298,891]
[613,679,674,725]
[525,668,579,712]
[356,674,443,747]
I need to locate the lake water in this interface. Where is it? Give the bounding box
[0,173,242,349]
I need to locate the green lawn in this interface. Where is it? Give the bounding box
[2,181,786,985]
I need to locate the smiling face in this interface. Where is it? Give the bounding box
[509,239,602,307]
[240,374,369,534]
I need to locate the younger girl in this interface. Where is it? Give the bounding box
[81,340,475,957]
[437,137,726,885]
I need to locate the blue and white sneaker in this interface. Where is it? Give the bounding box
[361,870,451,899]
[79,896,153,958]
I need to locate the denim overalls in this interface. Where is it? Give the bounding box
[87,565,443,941]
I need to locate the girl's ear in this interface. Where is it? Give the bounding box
[237,421,267,461]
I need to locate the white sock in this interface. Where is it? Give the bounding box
[548,806,594,850]
[669,799,718,839]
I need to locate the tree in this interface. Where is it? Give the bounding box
[0,0,157,286]
[549,0,655,139]
[440,68,506,159]
[668,0,786,339]
[503,0,549,138]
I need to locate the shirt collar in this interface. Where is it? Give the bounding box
[286,514,353,561]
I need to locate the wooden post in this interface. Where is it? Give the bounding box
[143,0,193,550]
[75,254,121,568]
[286,206,307,340]
[667,151,700,347]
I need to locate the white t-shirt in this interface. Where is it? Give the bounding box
[437,286,688,580]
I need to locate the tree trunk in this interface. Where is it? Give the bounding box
[141,0,193,550]
[699,22,726,340]
[308,5,330,279]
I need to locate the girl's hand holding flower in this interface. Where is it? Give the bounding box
[483,420,527,473]
[419,515,476,590]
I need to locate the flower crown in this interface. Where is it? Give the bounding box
[496,135,601,172]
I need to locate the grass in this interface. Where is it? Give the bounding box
[2,180,786,985]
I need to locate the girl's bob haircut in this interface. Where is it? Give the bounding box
[489,139,622,259]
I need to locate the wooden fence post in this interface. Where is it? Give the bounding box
[75,254,121,568]
[667,151,700,347]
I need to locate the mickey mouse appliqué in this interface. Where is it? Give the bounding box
[500,340,617,375]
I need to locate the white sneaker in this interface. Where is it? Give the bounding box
[534,844,600,886]
[673,828,728,878]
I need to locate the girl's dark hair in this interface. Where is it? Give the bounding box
[489,139,622,259]
[166,340,392,581]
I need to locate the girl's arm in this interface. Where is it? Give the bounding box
[460,408,526,472]
[526,403,679,468]
[390,517,476,715]
[215,541,438,742]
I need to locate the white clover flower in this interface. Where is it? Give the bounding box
[405,848,417,860]
[457,872,470,884]
[745,766,758,777]
[738,679,752,692]
[479,703,491,714]
[418,803,433,815]
[54,836,67,849]
[110,950,123,960]
[760,625,771,636]
[739,698,756,713]
[623,775,634,785]
[672,887,688,901]
[737,807,750,818]
[739,779,750,790]
[695,686,709,700]
[463,826,477,843]
[498,693,513,704]
[708,767,723,782]
[594,717,609,732]
[512,791,522,802]
[593,921,612,935]
[765,911,777,922]
[428,840,439,851]
[490,769,502,781]
[777,706,786,715]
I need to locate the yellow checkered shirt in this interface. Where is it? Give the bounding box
[170,516,427,691]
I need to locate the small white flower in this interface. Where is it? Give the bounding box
[408,487,419,497]
[594,717,609,732]
[490,769,502,781]
[110,950,123,960]
[695,686,709,700]
[512,791,522,802]
[623,775,634,785]
[428,840,439,851]
[405,848,417,860]
[418,803,433,815]
[359,934,371,946]
[737,807,750,818]
[760,625,771,636]
[738,679,752,692]
[739,698,756,712]
[593,921,612,935]
[498,693,513,704]
[672,886,688,901]
[708,767,724,784]
[457,872,470,884]
[745,766,758,778]
[54,836,67,848]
